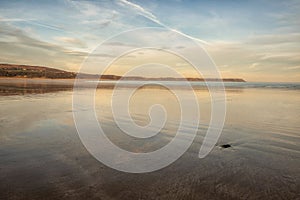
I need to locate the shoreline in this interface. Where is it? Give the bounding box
[0,63,246,82]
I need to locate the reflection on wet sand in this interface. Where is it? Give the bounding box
[0,79,299,200]
[0,78,246,96]
[0,79,74,96]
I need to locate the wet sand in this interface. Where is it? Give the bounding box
[0,80,299,199]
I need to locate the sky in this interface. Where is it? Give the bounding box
[0,0,299,82]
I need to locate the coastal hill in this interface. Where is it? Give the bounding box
[0,63,246,82]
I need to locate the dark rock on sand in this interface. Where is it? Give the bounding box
[220,144,231,148]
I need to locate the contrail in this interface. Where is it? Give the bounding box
[119,0,210,45]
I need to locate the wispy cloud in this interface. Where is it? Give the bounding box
[0,22,87,70]
[55,37,86,48]
[67,0,101,17]
[206,32,300,81]
[286,66,300,70]
[0,17,64,32]
[247,33,300,45]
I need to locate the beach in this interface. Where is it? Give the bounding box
[0,79,299,199]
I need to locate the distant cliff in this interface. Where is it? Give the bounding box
[0,64,77,79]
[0,63,246,82]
